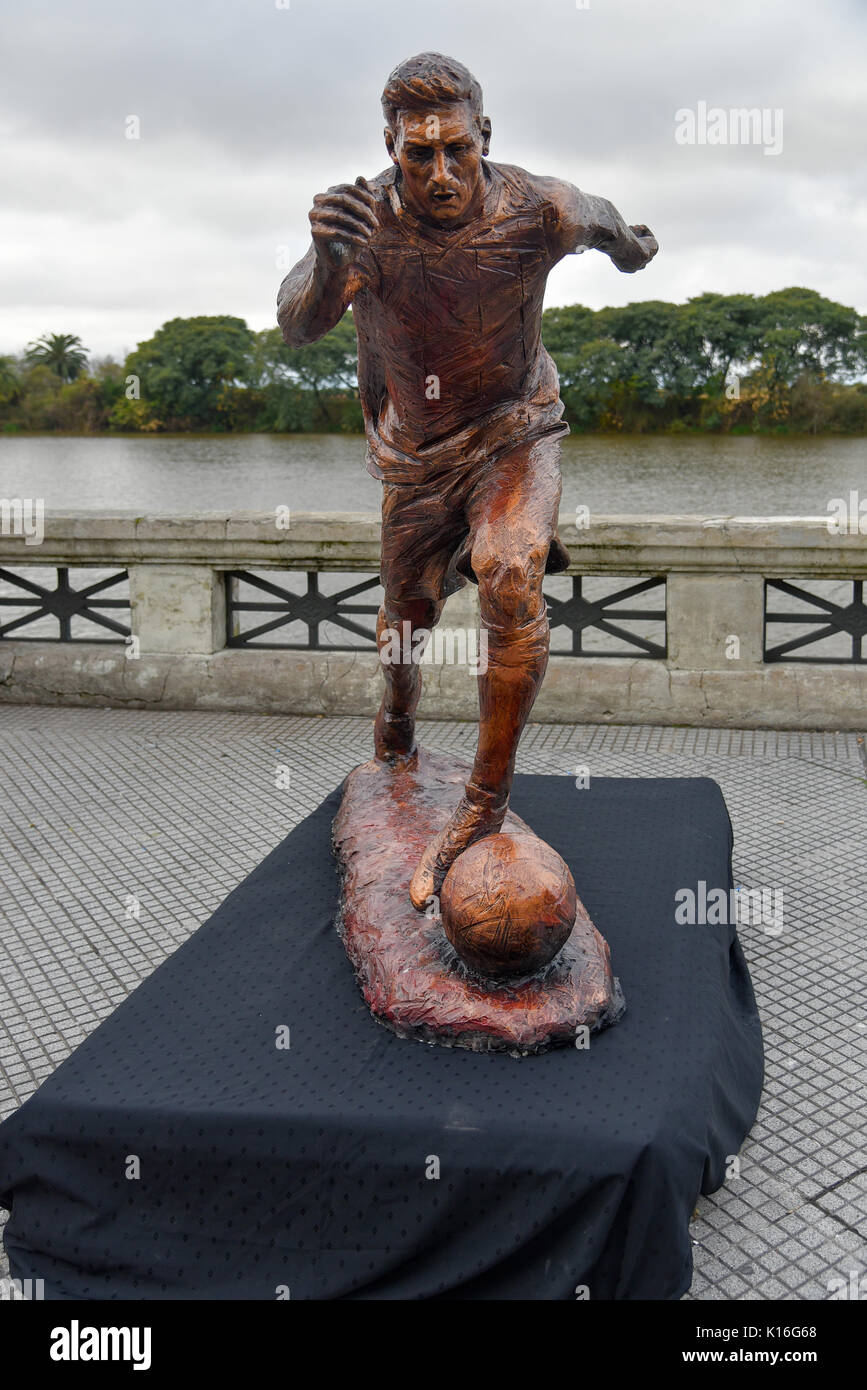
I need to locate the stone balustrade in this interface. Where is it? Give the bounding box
[0,511,864,728]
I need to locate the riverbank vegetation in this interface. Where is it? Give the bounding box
[1,288,864,436]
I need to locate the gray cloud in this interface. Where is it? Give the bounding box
[1,0,864,358]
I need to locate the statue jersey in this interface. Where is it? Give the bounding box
[351,160,571,485]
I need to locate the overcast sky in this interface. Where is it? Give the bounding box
[1,0,865,360]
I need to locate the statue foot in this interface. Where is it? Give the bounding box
[409,783,508,910]
[374,709,418,772]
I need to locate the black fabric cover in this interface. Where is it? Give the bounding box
[0,774,763,1301]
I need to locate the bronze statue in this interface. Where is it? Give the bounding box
[279,53,656,1049]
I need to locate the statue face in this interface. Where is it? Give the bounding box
[386,101,490,227]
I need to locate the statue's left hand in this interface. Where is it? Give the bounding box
[628,224,659,266]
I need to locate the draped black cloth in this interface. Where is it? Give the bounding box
[0,774,762,1300]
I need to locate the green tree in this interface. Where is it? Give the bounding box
[12,364,64,429]
[253,313,359,430]
[124,316,255,429]
[543,289,867,433]
[554,338,630,428]
[24,332,89,381]
[596,301,687,404]
[0,355,20,405]
[678,292,764,392]
[541,305,599,357]
[758,287,865,383]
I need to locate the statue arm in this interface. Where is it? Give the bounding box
[276,244,360,348]
[541,178,658,273]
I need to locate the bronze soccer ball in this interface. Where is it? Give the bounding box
[440,832,577,978]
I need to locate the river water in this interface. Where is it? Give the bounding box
[2,432,865,516]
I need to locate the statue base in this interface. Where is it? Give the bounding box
[333,749,625,1055]
[0,771,761,1299]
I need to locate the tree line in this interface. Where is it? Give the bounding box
[1,287,865,436]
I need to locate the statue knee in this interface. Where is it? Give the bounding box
[378,596,442,663]
[472,539,549,625]
[380,595,440,631]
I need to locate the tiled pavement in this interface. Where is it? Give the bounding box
[0,705,865,1301]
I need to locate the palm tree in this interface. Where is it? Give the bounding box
[24,333,89,382]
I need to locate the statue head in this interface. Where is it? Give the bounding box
[381,53,492,227]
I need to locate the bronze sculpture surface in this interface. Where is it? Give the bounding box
[279,53,657,1050]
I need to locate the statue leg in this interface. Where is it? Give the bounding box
[408,437,561,909]
[374,480,461,769]
[374,594,443,768]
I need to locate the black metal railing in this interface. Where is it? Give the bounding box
[225,569,668,658]
[10,565,861,664]
[546,575,667,658]
[764,579,867,664]
[0,567,130,642]
[225,570,381,649]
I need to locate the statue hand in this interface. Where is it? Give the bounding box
[628,224,659,266]
[310,177,378,271]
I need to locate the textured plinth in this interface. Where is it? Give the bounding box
[332,749,625,1054]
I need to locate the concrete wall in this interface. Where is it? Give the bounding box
[0,511,864,729]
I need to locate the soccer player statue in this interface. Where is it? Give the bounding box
[279,54,656,1022]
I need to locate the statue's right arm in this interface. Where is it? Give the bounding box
[276,244,357,348]
[277,178,379,347]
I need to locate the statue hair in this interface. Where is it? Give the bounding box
[381,53,484,130]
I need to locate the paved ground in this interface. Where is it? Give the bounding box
[0,705,865,1301]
